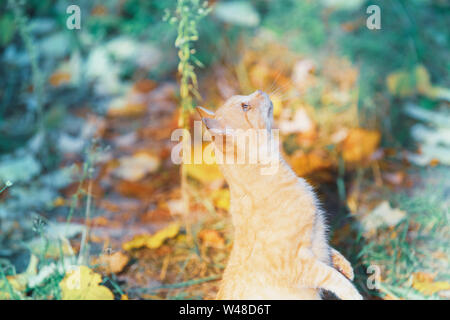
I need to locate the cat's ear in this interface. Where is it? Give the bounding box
[196,106,215,119]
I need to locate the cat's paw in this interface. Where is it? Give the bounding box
[337,287,363,300]
[331,248,354,281]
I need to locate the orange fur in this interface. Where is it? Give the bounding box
[197,90,362,300]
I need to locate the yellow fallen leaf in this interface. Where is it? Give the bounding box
[53,196,66,207]
[60,266,114,300]
[211,188,230,211]
[121,294,129,300]
[122,223,180,251]
[412,272,450,295]
[184,163,223,184]
[341,128,380,163]
[386,65,450,101]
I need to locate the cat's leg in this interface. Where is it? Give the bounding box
[330,248,354,280]
[309,208,354,280]
[297,249,362,300]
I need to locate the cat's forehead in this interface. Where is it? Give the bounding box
[225,95,248,106]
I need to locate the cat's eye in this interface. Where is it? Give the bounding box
[241,103,250,111]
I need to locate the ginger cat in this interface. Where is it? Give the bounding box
[196,90,362,300]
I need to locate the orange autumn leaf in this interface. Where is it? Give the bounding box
[290,150,333,176]
[49,71,71,87]
[198,229,225,248]
[341,128,381,163]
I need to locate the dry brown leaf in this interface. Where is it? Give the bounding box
[108,100,147,118]
[113,152,160,182]
[198,229,225,248]
[133,79,157,93]
[91,5,108,16]
[114,180,155,198]
[49,71,71,87]
[360,201,406,234]
[96,251,129,274]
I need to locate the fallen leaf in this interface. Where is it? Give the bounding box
[122,223,180,251]
[53,196,66,207]
[360,201,406,233]
[341,128,381,163]
[60,266,114,300]
[412,272,450,296]
[387,65,450,101]
[133,79,156,93]
[387,70,416,98]
[211,188,230,211]
[198,229,225,248]
[184,163,223,184]
[107,98,147,118]
[96,252,129,274]
[91,5,108,16]
[113,152,160,182]
[290,150,333,176]
[114,180,155,198]
[49,71,71,87]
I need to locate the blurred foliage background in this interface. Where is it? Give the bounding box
[0,0,449,300]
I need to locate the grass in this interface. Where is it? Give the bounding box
[357,168,449,299]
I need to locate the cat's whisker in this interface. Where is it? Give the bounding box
[267,70,282,94]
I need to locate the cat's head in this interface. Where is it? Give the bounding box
[197,90,279,175]
[196,90,277,169]
[197,90,274,136]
